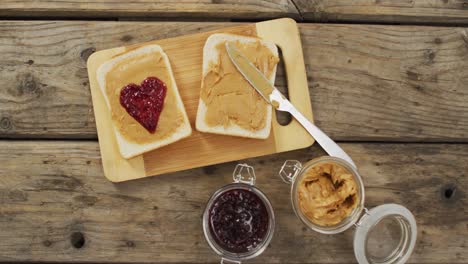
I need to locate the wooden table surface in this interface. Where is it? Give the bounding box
[0,1,467,263]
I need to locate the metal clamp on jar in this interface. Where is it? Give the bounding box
[280,156,417,264]
[203,164,275,264]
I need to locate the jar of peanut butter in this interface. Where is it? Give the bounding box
[203,164,275,264]
[279,156,417,264]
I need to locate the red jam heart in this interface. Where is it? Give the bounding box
[119,77,167,133]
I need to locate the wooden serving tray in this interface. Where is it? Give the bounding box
[87,18,314,182]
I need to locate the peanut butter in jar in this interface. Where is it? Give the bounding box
[297,162,359,226]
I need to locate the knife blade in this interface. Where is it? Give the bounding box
[226,42,357,168]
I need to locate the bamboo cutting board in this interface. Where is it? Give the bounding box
[87,18,314,182]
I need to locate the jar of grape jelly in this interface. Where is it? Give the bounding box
[203,164,275,264]
[279,156,417,264]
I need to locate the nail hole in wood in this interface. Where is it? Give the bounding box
[126,240,135,247]
[70,232,85,249]
[444,187,455,199]
[43,240,52,247]
[0,117,12,130]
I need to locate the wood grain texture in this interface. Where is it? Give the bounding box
[0,21,467,141]
[0,140,466,263]
[294,0,468,24]
[302,24,468,141]
[0,0,300,19]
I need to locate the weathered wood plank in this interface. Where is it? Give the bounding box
[0,21,467,141]
[294,0,468,24]
[0,141,466,262]
[0,0,300,19]
[302,24,468,141]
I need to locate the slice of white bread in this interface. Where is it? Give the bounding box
[195,34,278,139]
[97,45,191,159]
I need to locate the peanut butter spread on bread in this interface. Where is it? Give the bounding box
[200,40,279,131]
[298,162,359,226]
[106,50,184,144]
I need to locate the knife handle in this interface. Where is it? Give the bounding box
[278,98,357,168]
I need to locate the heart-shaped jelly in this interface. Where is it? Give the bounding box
[119,77,167,133]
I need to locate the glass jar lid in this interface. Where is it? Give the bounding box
[353,204,417,264]
[279,157,417,263]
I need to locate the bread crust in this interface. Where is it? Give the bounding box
[97,44,192,159]
[195,33,278,139]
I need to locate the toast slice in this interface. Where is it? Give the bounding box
[97,44,191,159]
[195,33,279,139]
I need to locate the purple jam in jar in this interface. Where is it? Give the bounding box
[208,188,269,253]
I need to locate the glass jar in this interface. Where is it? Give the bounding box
[280,156,417,264]
[203,164,275,264]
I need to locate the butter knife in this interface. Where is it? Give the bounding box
[226,42,356,168]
